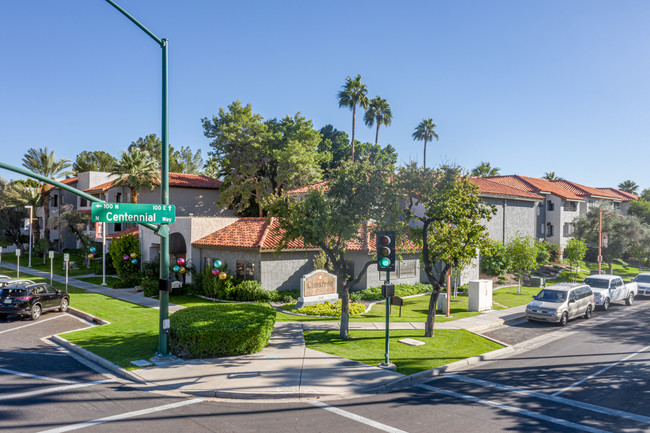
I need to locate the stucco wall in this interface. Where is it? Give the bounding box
[481,197,538,244]
[138,187,233,217]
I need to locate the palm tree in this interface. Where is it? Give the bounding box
[618,180,639,195]
[21,147,73,244]
[471,161,500,177]
[542,171,563,181]
[412,119,438,168]
[337,75,369,160]
[363,96,393,145]
[111,148,158,204]
[3,181,44,243]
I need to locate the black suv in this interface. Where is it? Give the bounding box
[0,283,70,320]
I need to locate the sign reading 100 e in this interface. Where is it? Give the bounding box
[91,203,176,224]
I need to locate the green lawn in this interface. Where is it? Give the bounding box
[1,252,101,277]
[75,276,121,286]
[304,329,504,375]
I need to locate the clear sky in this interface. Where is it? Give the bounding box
[2,0,649,191]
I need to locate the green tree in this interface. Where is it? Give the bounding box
[542,172,563,180]
[73,150,117,173]
[573,208,648,274]
[471,161,500,177]
[641,188,650,201]
[505,233,539,293]
[202,101,324,216]
[108,233,141,287]
[398,163,495,337]
[628,199,650,225]
[412,119,438,169]
[618,180,639,195]
[564,238,588,282]
[21,147,73,245]
[0,207,27,252]
[111,148,158,204]
[3,180,43,244]
[337,75,369,161]
[269,158,399,339]
[49,204,94,264]
[364,96,392,145]
[172,146,204,174]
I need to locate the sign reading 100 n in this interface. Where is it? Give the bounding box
[91,203,176,224]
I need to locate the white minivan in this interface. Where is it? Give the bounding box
[526,283,595,326]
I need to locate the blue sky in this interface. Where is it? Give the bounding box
[2,0,650,191]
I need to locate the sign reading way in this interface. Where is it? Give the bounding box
[92,203,176,224]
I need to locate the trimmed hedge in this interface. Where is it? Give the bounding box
[191,267,298,302]
[284,300,366,316]
[169,303,276,358]
[350,282,432,302]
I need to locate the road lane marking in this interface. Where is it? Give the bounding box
[553,343,650,396]
[309,400,409,433]
[417,384,611,433]
[0,350,66,356]
[0,315,66,335]
[36,398,205,433]
[0,367,77,384]
[443,373,650,425]
[0,379,114,401]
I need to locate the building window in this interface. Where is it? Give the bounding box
[80,197,88,207]
[537,205,541,216]
[546,223,554,237]
[114,223,122,232]
[547,200,554,211]
[398,260,417,278]
[565,201,577,211]
[51,195,58,208]
[563,223,574,236]
[540,224,545,235]
[236,260,256,280]
[116,193,122,203]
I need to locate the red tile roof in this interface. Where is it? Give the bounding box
[285,181,329,195]
[59,177,78,185]
[552,180,620,200]
[106,226,139,240]
[470,177,543,200]
[192,218,417,252]
[486,175,584,201]
[597,188,638,202]
[85,173,221,193]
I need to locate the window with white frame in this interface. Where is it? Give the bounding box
[547,200,554,211]
[565,201,577,211]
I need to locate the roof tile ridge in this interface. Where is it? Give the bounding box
[257,217,272,249]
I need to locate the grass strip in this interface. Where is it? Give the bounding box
[304,329,503,376]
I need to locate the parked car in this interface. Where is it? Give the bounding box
[0,275,11,280]
[526,283,595,326]
[0,278,35,287]
[582,274,637,310]
[0,283,69,320]
[633,273,650,297]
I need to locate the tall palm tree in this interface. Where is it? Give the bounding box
[111,148,158,204]
[542,171,563,181]
[412,119,438,168]
[3,181,44,243]
[364,96,393,145]
[337,75,369,161]
[618,180,639,195]
[471,161,500,177]
[21,147,73,244]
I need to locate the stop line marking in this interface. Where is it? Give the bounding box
[0,379,114,401]
[0,367,78,384]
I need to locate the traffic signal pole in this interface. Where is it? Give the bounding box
[377,231,396,370]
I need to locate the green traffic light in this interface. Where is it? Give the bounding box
[379,257,391,268]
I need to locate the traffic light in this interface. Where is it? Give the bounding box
[376,231,396,272]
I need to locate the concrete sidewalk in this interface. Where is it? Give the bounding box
[2,261,525,400]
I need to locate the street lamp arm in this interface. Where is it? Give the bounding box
[104,0,163,46]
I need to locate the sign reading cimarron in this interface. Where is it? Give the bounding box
[295,269,338,309]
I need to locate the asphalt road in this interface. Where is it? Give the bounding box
[0,301,648,432]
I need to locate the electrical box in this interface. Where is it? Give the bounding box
[468,280,492,312]
[436,292,448,314]
[381,283,395,298]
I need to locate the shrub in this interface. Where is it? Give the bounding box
[108,233,141,287]
[350,282,431,302]
[170,303,276,358]
[286,300,366,316]
[539,241,562,263]
[480,240,509,276]
[270,289,299,303]
[613,258,628,268]
[192,266,299,302]
[141,275,159,297]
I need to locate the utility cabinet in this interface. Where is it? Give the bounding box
[468,280,492,312]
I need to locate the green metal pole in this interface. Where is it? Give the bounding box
[158,38,170,356]
[384,272,390,365]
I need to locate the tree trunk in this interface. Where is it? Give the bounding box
[608,261,613,275]
[424,289,440,337]
[375,123,380,146]
[351,104,356,161]
[42,190,51,246]
[339,284,350,339]
[131,188,138,204]
[518,275,522,294]
[423,137,428,169]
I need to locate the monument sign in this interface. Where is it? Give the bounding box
[295,269,338,309]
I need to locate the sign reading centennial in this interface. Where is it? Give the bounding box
[91,203,176,224]
[296,270,338,309]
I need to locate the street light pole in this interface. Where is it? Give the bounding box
[598,209,602,275]
[105,0,171,357]
[25,205,33,268]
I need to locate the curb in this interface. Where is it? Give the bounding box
[50,334,144,383]
[67,307,110,325]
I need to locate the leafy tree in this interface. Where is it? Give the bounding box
[128,134,203,174]
[618,180,639,195]
[364,96,392,145]
[108,233,141,287]
[412,119,438,169]
[627,225,650,272]
[471,161,500,177]
[22,147,73,245]
[480,239,509,276]
[573,208,648,274]
[73,150,117,173]
[641,188,650,201]
[628,199,650,225]
[111,148,158,204]
[542,171,563,180]
[564,239,587,282]
[269,158,399,339]
[49,204,94,264]
[202,101,323,216]
[337,75,369,161]
[505,233,539,293]
[3,181,43,244]
[0,207,27,252]
[398,163,495,337]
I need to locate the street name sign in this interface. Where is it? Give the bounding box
[91,203,176,224]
